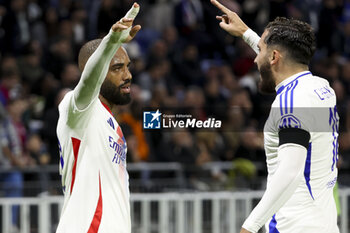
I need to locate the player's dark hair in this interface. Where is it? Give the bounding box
[78,39,102,72]
[264,17,316,65]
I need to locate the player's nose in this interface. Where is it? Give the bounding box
[124,67,132,80]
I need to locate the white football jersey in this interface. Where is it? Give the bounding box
[56,91,130,233]
[263,71,339,232]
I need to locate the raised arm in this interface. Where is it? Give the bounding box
[73,3,141,110]
[210,0,260,54]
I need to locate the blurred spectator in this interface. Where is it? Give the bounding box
[17,41,45,91]
[7,98,30,152]
[0,56,22,105]
[137,59,171,94]
[44,7,59,41]
[220,107,245,161]
[28,0,47,47]
[174,0,204,37]
[341,60,350,93]
[142,0,175,32]
[119,101,150,163]
[182,86,207,120]
[174,0,214,54]
[97,0,119,36]
[146,39,168,63]
[161,26,183,60]
[70,4,87,47]
[0,5,7,52]
[1,0,30,53]
[219,64,239,98]
[0,101,27,229]
[25,133,50,193]
[204,74,227,117]
[46,37,75,79]
[155,129,196,165]
[41,88,69,165]
[174,43,204,86]
[235,126,264,163]
[60,63,80,89]
[195,131,224,163]
[240,0,267,33]
[317,0,344,54]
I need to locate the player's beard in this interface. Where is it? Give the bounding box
[258,59,276,94]
[100,79,131,105]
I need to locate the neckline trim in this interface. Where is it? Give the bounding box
[276,71,311,95]
[100,101,113,115]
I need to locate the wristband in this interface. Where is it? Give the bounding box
[242,28,260,54]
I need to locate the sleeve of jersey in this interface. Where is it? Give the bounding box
[242,143,307,232]
[72,31,122,111]
[72,6,139,111]
[274,78,324,131]
[242,28,260,54]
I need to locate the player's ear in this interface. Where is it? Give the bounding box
[270,50,281,65]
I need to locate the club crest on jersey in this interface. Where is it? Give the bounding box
[279,114,301,129]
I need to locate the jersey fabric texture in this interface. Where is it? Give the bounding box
[263,71,339,233]
[56,91,130,233]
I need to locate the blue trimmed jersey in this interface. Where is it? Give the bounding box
[263,71,339,233]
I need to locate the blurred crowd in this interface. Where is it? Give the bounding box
[1,0,350,199]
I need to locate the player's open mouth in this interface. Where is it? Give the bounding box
[121,85,131,93]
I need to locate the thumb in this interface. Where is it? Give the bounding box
[219,21,231,32]
[130,25,141,38]
[124,25,141,43]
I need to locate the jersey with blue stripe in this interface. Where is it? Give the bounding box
[263,71,339,233]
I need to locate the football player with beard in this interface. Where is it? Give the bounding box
[56,3,141,233]
[211,0,340,233]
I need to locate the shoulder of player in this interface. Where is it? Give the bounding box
[273,75,333,108]
[58,90,74,111]
[58,90,100,123]
[292,75,335,105]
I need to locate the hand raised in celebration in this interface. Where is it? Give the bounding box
[210,0,248,37]
[111,2,141,43]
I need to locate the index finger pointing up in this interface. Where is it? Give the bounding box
[124,2,140,19]
[210,0,230,14]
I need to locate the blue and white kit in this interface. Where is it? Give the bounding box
[242,29,340,233]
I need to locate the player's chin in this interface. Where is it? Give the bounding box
[118,94,132,105]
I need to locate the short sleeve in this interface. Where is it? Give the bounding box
[58,91,96,129]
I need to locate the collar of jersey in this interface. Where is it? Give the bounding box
[275,71,312,95]
[100,100,113,115]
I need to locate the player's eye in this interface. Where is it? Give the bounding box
[112,65,123,71]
